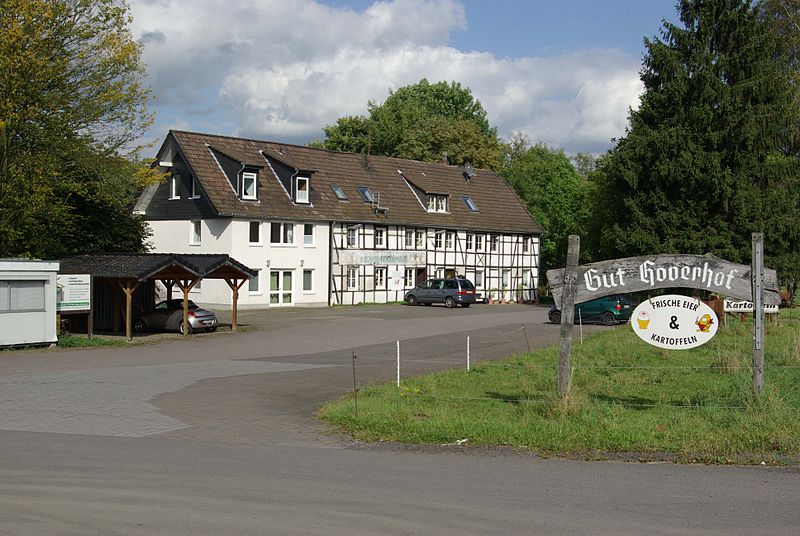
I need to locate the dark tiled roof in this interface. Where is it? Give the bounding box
[166,130,542,234]
[59,254,256,281]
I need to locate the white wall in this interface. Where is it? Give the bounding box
[146,218,329,308]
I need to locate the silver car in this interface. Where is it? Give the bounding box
[133,299,218,334]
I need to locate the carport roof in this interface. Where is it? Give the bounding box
[58,253,256,281]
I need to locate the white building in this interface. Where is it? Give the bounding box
[0,259,60,346]
[136,130,542,308]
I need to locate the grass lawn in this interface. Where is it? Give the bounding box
[56,335,128,348]
[319,309,800,464]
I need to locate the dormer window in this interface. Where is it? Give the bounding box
[169,174,180,200]
[190,176,200,199]
[426,194,448,213]
[241,171,257,200]
[295,176,310,204]
[356,185,374,203]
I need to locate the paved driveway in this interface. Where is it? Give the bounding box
[0,303,590,446]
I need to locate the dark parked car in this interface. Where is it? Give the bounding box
[134,299,218,334]
[548,295,632,326]
[405,278,477,308]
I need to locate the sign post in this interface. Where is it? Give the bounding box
[752,233,765,394]
[557,235,579,398]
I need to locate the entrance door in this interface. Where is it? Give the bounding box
[269,270,293,306]
[445,268,456,279]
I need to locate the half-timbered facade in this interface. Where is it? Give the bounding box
[136,130,543,308]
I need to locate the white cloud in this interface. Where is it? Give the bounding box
[131,0,642,153]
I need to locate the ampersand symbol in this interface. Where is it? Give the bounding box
[669,316,679,330]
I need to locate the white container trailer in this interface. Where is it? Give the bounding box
[0,259,60,347]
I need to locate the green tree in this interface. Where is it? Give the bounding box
[591,0,800,284]
[503,144,595,275]
[0,0,154,258]
[314,79,504,170]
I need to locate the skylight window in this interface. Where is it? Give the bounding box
[461,195,479,212]
[356,185,374,203]
[331,184,347,200]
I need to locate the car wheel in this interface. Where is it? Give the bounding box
[462,303,471,308]
[549,310,562,324]
[133,319,146,333]
[601,311,616,326]
[444,296,456,309]
[178,320,192,335]
[407,295,418,306]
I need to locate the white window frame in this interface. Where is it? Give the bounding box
[295,176,310,204]
[445,231,454,250]
[241,171,257,200]
[302,269,314,293]
[522,236,529,253]
[475,234,483,251]
[427,195,436,212]
[0,280,45,312]
[303,223,314,246]
[466,233,473,250]
[415,229,424,249]
[374,267,386,289]
[435,267,444,279]
[347,227,358,248]
[475,270,484,288]
[270,222,294,245]
[436,196,447,213]
[249,221,261,246]
[490,235,499,252]
[190,220,202,245]
[405,229,414,248]
[434,231,443,249]
[248,269,261,294]
[346,266,359,290]
[190,176,200,199]
[375,227,386,248]
[169,174,180,200]
[404,268,415,288]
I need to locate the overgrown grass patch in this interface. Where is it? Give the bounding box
[319,310,800,463]
[56,335,127,348]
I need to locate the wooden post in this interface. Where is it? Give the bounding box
[752,233,765,394]
[117,280,140,341]
[557,235,580,398]
[225,278,248,331]
[178,279,197,336]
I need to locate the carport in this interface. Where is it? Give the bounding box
[58,254,256,340]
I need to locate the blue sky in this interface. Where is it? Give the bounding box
[130,0,680,155]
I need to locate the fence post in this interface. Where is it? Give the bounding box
[467,336,471,371]
[396,340,400,387]
[557,235,580,398]
[752,233,765,394]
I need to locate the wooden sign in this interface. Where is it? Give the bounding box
[631,295,718,350]
[547,254,780,307]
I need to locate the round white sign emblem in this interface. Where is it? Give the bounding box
[631,294,718,350]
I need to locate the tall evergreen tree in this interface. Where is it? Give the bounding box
[592,0,800,283]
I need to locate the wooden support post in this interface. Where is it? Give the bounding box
[557,235,580,398]
[224,278,248,332]
[178,279,198,336]
[116,280,140,341]
[752,232,765,394]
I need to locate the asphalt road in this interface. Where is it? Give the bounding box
[1,303,798,535]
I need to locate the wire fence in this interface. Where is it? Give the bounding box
[345,320,800,412]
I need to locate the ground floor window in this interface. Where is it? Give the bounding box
[404,268,415,288]
[248,270,261,293]
[0,280,45,312]
[474,270,484,288]
[346,267,358,290]
[303,269,313,292]
[270,270,293,305]
[374,267,386,289]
